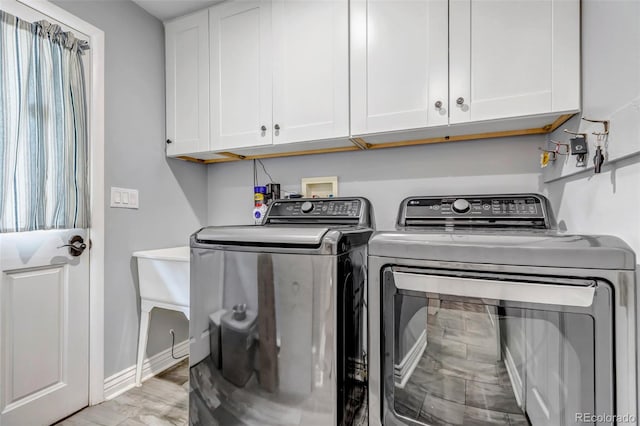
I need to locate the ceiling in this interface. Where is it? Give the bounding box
[132,0,221,21]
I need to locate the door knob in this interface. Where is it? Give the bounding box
[59,235,87,257]
[166,139,172,144]
[456,97,465,106]
[274,124,281,130]
[261,125,267,131]
[434,100,443,109]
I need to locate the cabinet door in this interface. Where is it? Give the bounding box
[210,1,272,150]
[350,0,449,135]
[165,10,210,156]
[272,0,349,144]
[449,0,580,124]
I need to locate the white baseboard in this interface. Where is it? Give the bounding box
[394,330,427,389]
[103,340,189,400]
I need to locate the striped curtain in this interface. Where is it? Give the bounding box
[0,10,90,233]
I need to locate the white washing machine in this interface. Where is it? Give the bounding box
[368,194,637,426]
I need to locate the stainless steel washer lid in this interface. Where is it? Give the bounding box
[195,226,329,247]
[368,231,636,270]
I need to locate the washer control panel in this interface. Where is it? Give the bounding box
[268,198,363,218]
[400,194,551,229]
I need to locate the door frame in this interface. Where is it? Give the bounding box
[16,0,106,405]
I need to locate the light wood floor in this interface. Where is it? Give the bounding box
[395,300,529,426]
[56,360,188,426]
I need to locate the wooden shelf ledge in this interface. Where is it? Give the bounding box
[174,113,574,165]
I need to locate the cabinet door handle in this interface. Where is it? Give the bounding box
[261,125,267,131]
[434,101,443,109]
[274,124,281,131]
[456,97,465,106]
[166,139,172,144]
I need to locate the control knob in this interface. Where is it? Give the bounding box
[301,201,314,213]
[452,198,471,213]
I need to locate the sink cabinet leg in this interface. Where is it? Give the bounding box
[135,306,152,386]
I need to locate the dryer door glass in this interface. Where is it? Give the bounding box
[190,247,368,425]
[190,249,336,425]
[381,268,614,426]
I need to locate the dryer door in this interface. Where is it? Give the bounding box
[190,248,337,425]
[381,267,614,426]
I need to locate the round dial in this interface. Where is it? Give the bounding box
[301,201,314,213]
[452,198,471,213]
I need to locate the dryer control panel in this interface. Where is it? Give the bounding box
[399,194,553,229]
[265,197,372,227]
[269,199,361,217]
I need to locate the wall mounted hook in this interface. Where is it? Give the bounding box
[581,117,610,142]
[538,148,558,159]
[563,129,587,138]
[549,140,570,155]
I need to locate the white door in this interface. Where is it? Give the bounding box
[0,230,89,425]
[350,0,449,135]
[449,0,580,124]
[210,0,273,151]
[165,10,210,156]
[271,0,349,145]
[0,2,93,424]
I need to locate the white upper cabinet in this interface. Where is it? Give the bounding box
[165,0,580,160]
[272,0,349,145]
[449,0,580,124]
[351,0,449,135]
[208,0,349,151]
[351,0,579,137]
[165,10,210,156]
[210,1,273,151]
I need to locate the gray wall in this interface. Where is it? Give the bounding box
[53,0,207,377]
[544,0,640,257]
[542,1,640,390]
[207,135,546,229]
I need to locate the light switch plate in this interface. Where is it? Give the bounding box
[110,187,139,209]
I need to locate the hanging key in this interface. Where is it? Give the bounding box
[593,145,605,173]
[539,149,558,168]
[540,151,551,168]
[569,136,588,168]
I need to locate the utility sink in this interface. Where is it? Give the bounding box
[133,246,190,308]
[132,246,190,386]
